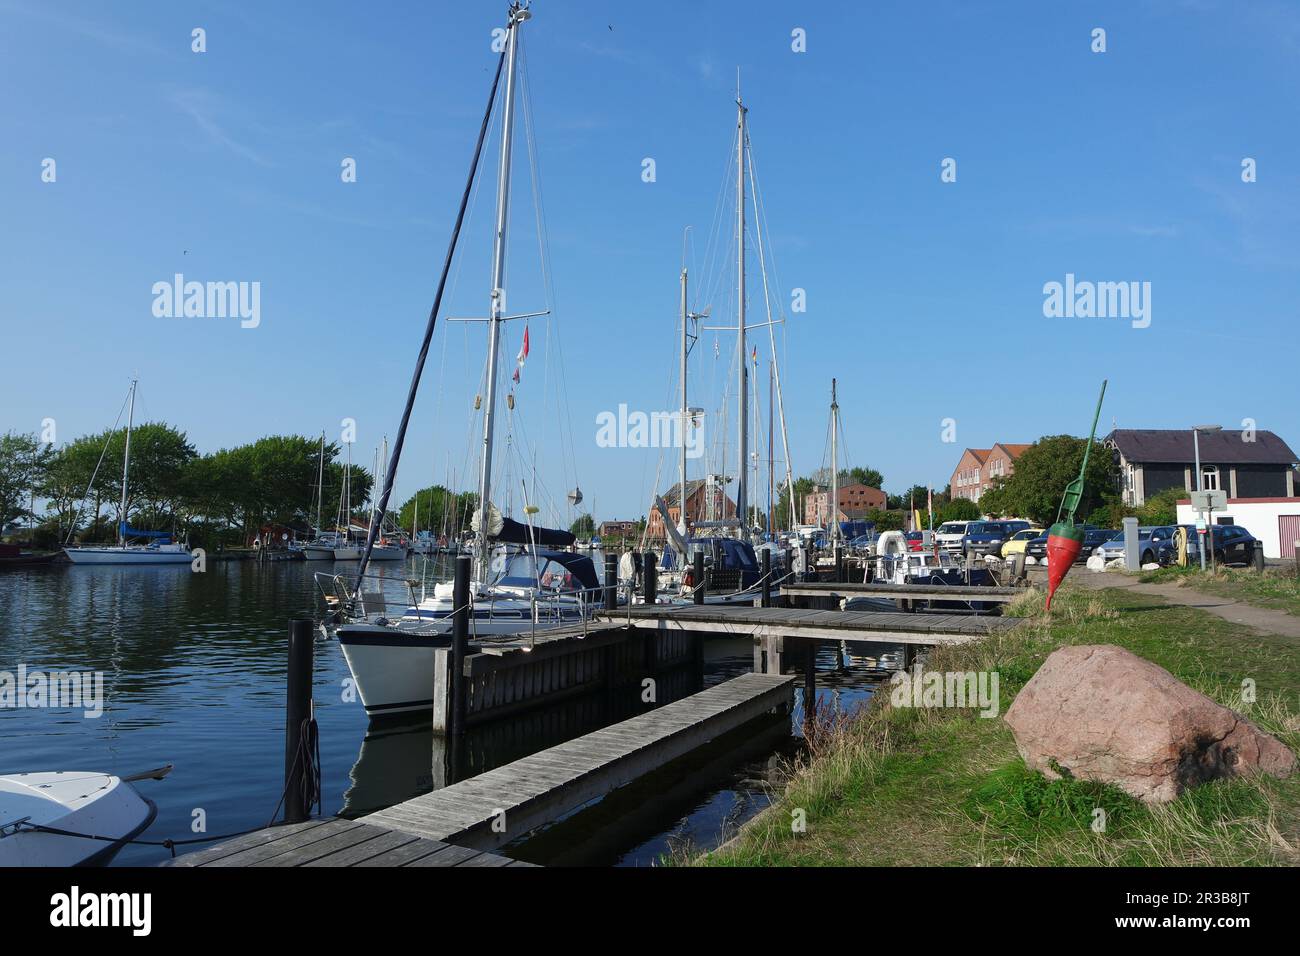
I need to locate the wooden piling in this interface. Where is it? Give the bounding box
[450,554,471,737]
[693,551,705,606]
[761,549,771,607]
[284,618,314,824]
[604,553,617,611]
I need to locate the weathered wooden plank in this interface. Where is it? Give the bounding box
[251,822,394,867]
[163,819,333,867]
[301,828,422,867]
[204,818,361,867]
[404,843,486,866]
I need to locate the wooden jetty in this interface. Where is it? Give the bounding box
[432,619,698,731]
[366,672,794,852]
[600,604,1020,672]
[163,818,532,867]
[782,580,1031,605]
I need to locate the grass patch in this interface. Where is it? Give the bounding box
[697,585,1300,867]
[1139,565,1300,618]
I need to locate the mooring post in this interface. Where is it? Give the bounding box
[284,618,314,824]
[803,641,817,730]
[761,548,772,607]
[643,551,657,605]
[450,553,471,737]
[604,553,617,611]
[834,546,843,583]
[693,550,706,606]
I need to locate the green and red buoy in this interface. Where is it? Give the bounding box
[1044,380,1107,611]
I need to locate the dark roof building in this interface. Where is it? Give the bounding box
[1105,428,1298,505]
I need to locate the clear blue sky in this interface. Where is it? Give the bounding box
[3,0,1298,527]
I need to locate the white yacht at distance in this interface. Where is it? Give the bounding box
[63,379,192,566]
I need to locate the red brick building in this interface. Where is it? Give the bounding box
[803,482,886,526]
[646,479,735,540]
[949,443,1031,503]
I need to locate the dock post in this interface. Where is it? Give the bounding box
[834,546,843,583]
[450,554,471,737]
[284,618,314,824]
[803,641,817,731]
[604,553,617,611]
[693,551,705,606]
[643,551,657,605]
[761,549,771,607]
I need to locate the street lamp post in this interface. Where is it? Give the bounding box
[1192,424,1222,571]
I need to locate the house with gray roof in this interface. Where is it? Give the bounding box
[1105,428,1298,506]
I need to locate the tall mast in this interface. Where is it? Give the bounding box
[734,91,748,539]
[679,268,689,539]
[475,1,528,578]
[745,144,796,532]
[829,378,839,547]
[315,432,325,533]
[117,378,137,547]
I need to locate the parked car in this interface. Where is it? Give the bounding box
[1092,525,1174,565]
[935,521,971,554]
[962,521,1017,557]
[1000,527,1044,559]
[1024,525,1111,564]
[1156,524,1259,566]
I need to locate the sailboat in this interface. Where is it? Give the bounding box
[648,88,792,606]
[63,379,192,566]
[328,3,602,717]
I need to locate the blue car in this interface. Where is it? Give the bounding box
[962,520,1030,557]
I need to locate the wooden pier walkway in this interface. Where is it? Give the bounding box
[164,818,531,867]
[366,672,794,851]
[600,603,1021,646]
[782,580,1031,604]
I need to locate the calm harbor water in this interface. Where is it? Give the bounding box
[0,555,895,866]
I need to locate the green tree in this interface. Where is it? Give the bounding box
[1136,487,1185,526]
[939,497,981,522]
[0,431,51,531]
[773,475,816,530]
[569,513,595,537]
[989,435,1118,525]
[396,485,474,537]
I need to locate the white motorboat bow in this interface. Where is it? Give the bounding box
[0,769,163,867]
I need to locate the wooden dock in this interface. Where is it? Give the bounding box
[365,672,794,851]
[601,604,1020,646]
[782,580,1031,604]
[164,818,532,867]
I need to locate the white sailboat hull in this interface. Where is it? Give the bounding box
[300,546,336,560]
[336,606,586,717]
[64,546,191,565]
[0,771,156,867]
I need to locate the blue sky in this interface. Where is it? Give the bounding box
[3,0,1299,527]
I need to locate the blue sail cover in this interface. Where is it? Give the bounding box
[119,521,172,542]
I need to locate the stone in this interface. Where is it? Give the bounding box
[1004,645,1296,803]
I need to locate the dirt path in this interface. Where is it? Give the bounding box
[1062,569,1300,639]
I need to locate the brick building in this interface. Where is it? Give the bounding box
[803,482,886,526]
[949,443,1031,503]
[645,478,736,540]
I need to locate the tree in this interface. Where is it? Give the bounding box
[939,497,981,522]
[0,432,51,531]
[569,514,595,537]
[396,485,474,537]
[1137,487,1184,526]
[773,475,816,530]
[987,435,1118,525]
